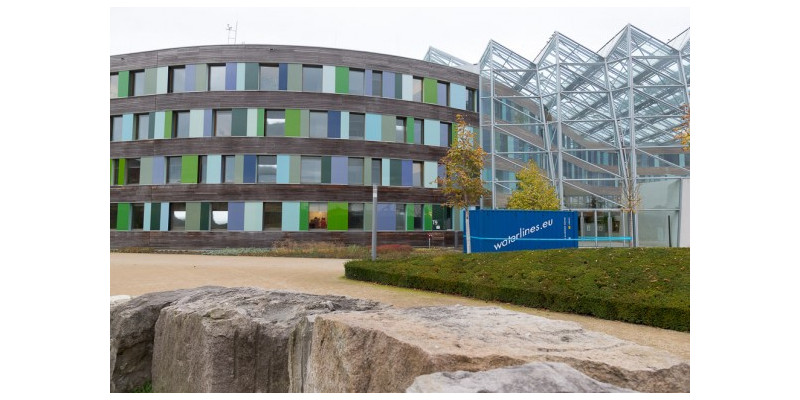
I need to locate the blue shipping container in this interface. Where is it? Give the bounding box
[464,210,579,253]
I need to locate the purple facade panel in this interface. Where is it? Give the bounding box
[152,156,165,184]
[377,203,396,231]
[331,156,348,185]
[225,63,237,91]
[382,71,395,99]
[227,202,245,231]
[401,159,412,186]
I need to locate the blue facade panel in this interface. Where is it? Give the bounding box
[327,111,341,138]
[225,63,237,91]
[465,210,579,253]
[278,63,288,90]
[243,155,256,183]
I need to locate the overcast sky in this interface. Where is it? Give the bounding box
[110,6,689,62]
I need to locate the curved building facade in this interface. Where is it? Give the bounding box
[111,45,479,249]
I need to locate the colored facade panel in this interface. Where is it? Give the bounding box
[299,202,309,231]
[185,202,202,231]
[364,70,373,95]
[282,202,301,231]
[327,111,341,138]
[199,203,210,230]
[160,202,169,231]
[363,157,372,185]
[382,71,395,98]
[321,156,332,184]
[234,155,244,184]
[340,111,350,139]
[287,64,302,91]
[156,67,168,94]
[152,156,166,184]
[365,114,381,141]
[228,202,245,231]
[236,63,246,90]
[424,119,440,146]
[117,71,129,97]
[194,64,208,91]
[116,203,131,231]
[246,108,258,136]
[285,109,301,137]
[395,74,403,99]
[402,74,413,101]
[401,160,412,186]
[299,110,310,138]
[278,63,288,90]
[185,64,196,91]
[406,204,415,230]
[225,63,237,90]
[147,112,156,139]
[322,66,336,93]
[245,62,259,90]
[122,114,133,141]
[406,117,414,143]
[144,68,157,95]
[181,155,198,183]
[289,155,301,184]
[203,110,213,137]
[139,157,153,185]
[277,155,290,184]
[377,203,396,231]
[424,204,433,230]
[256,109,265,137]
[207,155,222,184]
[424,161,438,188]
[149,203,162,231]
[163,111,173,139]
[381,115,394,142]
[423,78,437,104]
[364,203,373,232]
[243,155,257,183]
[143,203,152,231]
[450,83,467,111]
[189,110,204,137]
[154,112,165,139]
[117,159,126,185]
[327,202,348,231]
[244,202,263,231]
[382,158,391,186]
[331,156,348,185]
[335,66,349,94]
[390,159,402,186]
[232,108,248,136]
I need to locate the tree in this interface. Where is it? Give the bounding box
[621,172,641,248]
[506,161,560,210]
[674,103,689,152]
[437,114,489,254]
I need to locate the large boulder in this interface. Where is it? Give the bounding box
[406,362,637,393]
[110,286,228,392]
[306,305,689,393]
[150,288,385,392]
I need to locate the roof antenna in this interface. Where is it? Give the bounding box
[226,21,238,45]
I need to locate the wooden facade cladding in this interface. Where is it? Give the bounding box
[110,91,479,126]
[110,45,479,88]
[111,137,449,160]
[111,184,446,204]
[111,230,458,249]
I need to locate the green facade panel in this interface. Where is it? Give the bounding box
[140,157,153,185]
[149,202,161,231]
[327,202,348,231]
[423,78,437,104]
[199,203,210,231]
[185,203,201,231]
[195,64,208,91]
[285,109,301,137]
[163,110,173,139]
[244,202,263,231]
[364,203,373,232]
[181,155,198,183]
[117,159,126,186]
[390,159,402,186]
[116,203,131,231]
[424,204,433,230]
[156,67,168,94]
[335,66,349,94]
[289,155,301,183]
[117,71,129,98]
[394,74,402,99]
[406,204,414,230]
[300,110,310,138]
[256,108,265,137]
[299,202,309,231]
[288,64,302,91]
[321,156,331,184]
[110,159,115,185]
[232,108,248,136]
[406,117,414,143]
[381,115,394,142]
[234,155,244,184]
[363,157,372,185]
[144,68,157,95]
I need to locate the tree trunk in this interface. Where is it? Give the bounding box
[465,209,471,254]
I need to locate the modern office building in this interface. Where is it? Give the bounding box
[110,24,689,249]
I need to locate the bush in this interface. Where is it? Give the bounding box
[345,248,690,331]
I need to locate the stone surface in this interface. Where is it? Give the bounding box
[110,295,132,306]
[306,305,689,393]
[110,286,228,393]
[406,362,637,393]
[150,287,385,393]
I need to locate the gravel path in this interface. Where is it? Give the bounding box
[110,252,689,361]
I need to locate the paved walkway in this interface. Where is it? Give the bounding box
[110,253,689,361]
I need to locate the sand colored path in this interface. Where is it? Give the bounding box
[110,253,689,361]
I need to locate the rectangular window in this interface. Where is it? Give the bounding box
[167,157,182,183]
[348,203,364,230]
[259,65,279,90]
[223,155,235,183]
[136,113,150,140]
[210,202,228,231]
[413,162,423,187]
[349,69,364,95]
[265,110,285,137]
[440,122,452,147]
[169,202,186,231]
[126,159,140,185]
[466,88,476,111]
[263,202,282,230]
[110,203,118,229]
[371,158,382,186]
[308,202,327,230]
[131,203,145,230]
[302,65,323,92]
[371,72,383,96]
[257,155,277,183]
[437,82,449,106]
[214,110,232,136]
[414,119,423,144]
[170,66,186,93]
[395,204,406,231]
[209,65,226,91]
[199,156,208,183]
[412,77,422,102]
[348,157,363,185]
[395,117,405,143]
[111,116,123,141]
[349,113,365,140]
[173,111,190,138]
[110,74,118,98]
[301,156,322,184]
[111,159,120,185]
[131,70,145,96]
[309,111,328,138]
[412,204,423,230]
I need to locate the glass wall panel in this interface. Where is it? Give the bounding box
[209,65,225,91]
[170,67,186,93]
[395,204,406,230]
[110,204,118,229]
[308,202,327,230]
[199,156,208,183]
[371,158,382,186]
[132,71,145,96]
[301,156,322,183]
[395,118,405,142]
[126,159,140,185]
[412,78,422,102]
[303,66,323,92]
[349,69,364,95]
[372,72,383,96]
[348,157,363,185]
[437,82,448,106]
[169,203,186,231]
[223,155,235,183]
[174,111,190,138]
[348,203,364,230]
[167,156,181,184]
[136,114,149,140]
[110,74,118,98]
[412,204,423,230]
[266,110,285,137]
[309,111,328,138]
[111,116,123,141]
[440,122,451,147]
[260,65,279,90]
[349,113,365,139]
[263,202,282,230]
[413,162,422,187]
[131,203,144,230]
[214,110,232,136]
[413,119,423,144]
[211,202,228,230]
[257,155,277,183]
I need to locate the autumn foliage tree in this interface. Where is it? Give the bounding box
[437,114,489,254]
[674,103,689,151]
[506,161,560,211]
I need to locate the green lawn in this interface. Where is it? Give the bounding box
[345,247,689,331]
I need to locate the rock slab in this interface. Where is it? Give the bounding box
[151,287,385,392]
[306,305,689,393]
[406,362,637,393]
